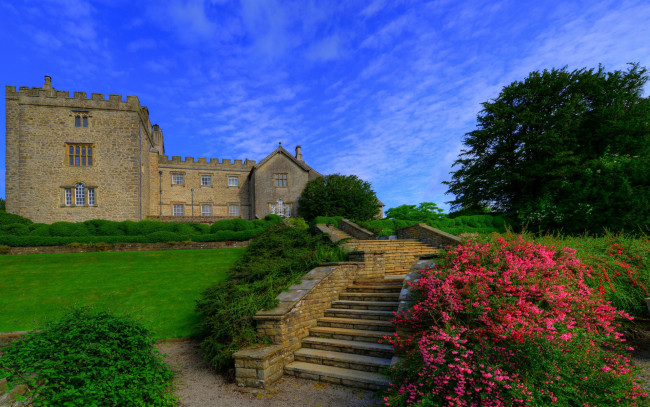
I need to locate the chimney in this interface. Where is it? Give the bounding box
[152,124,165,155]
[43,75,53,90]
[295,145,303,161]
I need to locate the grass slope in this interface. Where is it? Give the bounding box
[0,248,244,339]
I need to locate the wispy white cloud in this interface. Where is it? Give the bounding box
[306,34,342,61]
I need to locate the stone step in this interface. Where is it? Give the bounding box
[317,317,395,331]
[293,348,391,373]
[309,326,393,343]
[284,361,389,390]
[331,300,400,311]
[301,337,394,358]
[339,292,400,301]
[346,285,402,293]
[355,278,404,285]
[324,308,394,321]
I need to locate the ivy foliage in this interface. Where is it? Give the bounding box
[0,308,176,406]
[298,174,382,221]
[445,63,650,234]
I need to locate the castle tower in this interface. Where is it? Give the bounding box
[5,76,157,223]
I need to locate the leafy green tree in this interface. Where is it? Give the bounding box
[385,202,445,222]
[298,174,381,221]
[0,198,5,211]
[445,63,650,233]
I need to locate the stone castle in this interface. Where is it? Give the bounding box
[5,76,322,224]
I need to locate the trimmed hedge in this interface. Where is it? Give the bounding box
[0,211,32,226]
[349,215,512,237]
[0,212,284,247]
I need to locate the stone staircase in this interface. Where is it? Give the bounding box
[326,226,442,276]
[283,277,403,390]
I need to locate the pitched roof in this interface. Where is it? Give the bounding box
[255,144,322,176]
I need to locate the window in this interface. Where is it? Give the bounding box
[201,205,212,216]
[67,144,93,166]
[274,173,288,187]
[228,176,239,187]
[228,205,240,217]
[201,175,212,186]
[270,200,292,217]
[63,184,96,206]
[74,115,89,127]
[173,204,185,216]
[88,188,95,206]
[75,184,85,206]
[172,174,184,185]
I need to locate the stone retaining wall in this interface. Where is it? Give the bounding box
[338,219,375,240]
[5,240,248,255]
[396,223,461,248]
[233,251,386,389]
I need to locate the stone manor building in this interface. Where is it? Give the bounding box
[5,76,322,224]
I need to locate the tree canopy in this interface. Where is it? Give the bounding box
[385,202,445,223]
[298,174,381,221]
[445,64,650,234]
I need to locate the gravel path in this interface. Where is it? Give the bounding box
[157,340,383,407]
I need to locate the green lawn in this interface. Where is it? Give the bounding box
[0,248,244,339]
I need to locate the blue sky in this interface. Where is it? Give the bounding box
[1,0,649,212]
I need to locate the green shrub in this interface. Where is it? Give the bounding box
[0,211,32,226]
[0,223,31,236]
[29,223,51,236]
[0,308,176,406]
[0,244,10,254]
[127,220,165,236]
[168,222,197,235]
[283,217,309,230]
[308,216,344,228]
[354,220,382,235]
[196,224,347,372]
[211,218,254,232]
[84,219,125,236]
[263,213,282,223]
[188,223,210,234]
[49,221,91,237]
[146,231,185,243]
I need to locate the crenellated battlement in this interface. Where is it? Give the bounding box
[6,83,141,108]
[158,155,256,169]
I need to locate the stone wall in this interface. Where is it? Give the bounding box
[396,223,461,248]
[338,219,376,240]
[5,240,248,255]
[233,251,385,389]
[5,78,323,224]
[5,81,154,223]
[153,155,254,219]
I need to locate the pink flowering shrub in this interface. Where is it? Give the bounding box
[385,235,647,406]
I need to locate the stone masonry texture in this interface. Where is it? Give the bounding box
[6,77,322,223]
